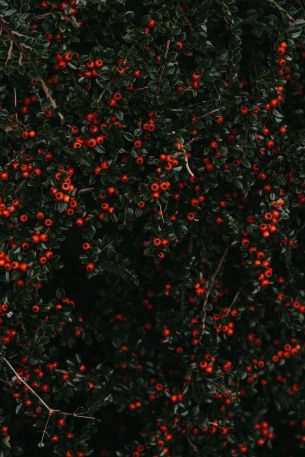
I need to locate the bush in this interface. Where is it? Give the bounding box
[1,0,305,456]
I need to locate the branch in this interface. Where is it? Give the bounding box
[199,108,221,119]
[5,40,13,66]
[78,187,95,195]
[39,78,64,124]
[13,88,18,122]
[224,287,242,318]
[157,40,171,100]
[169,107,220,117]
[266,0,295,22]
[0,20,64,124]
[178,3,194,33]
[2,355,51,411]
[184,152,195,177]
[0,355,98,447]
[180,238,194,313]
[201,245,231,330]
[0,19,27,56]
[97,77,116,103]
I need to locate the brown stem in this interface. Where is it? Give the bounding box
[184,152,195,177]
[0,354,98,447]
[202,245,231,330]
[39,78,64,123]
[157,40,171,99]
[5,40,13,66]
[78,187,95,194]
[178,3,194,33]
[97,77,116,103]
[224,287,242,318]
[267,0,295,21]
[2,356,52,411]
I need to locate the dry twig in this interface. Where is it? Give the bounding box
[157,40,171,99]
[1,355,98,448]
[201,245,231,330]
[5,40,13,66]
[267,0,295,22]
[39,78,64,123]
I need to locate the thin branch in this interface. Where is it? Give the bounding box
[39,78,64,124]
[2,355,51,411]
[178,3,194,33]
[180,238,194,313]
[267,0,295,21]
[55,369,85,380]
[123,42,137,65]
[38,411,52,448]
[0,20,64,124]
[201,245,231,330]
[224,287,242,318]
[14,88,18,122]
[157,202,165,223]
[56,410,98,421]
[170,107,220,117]
[97,77,116,103]
[157,39,171,100]
[78,187,95,195]
[184,152,195,177]
[0,19,26,55]
[0,354,98,448]
[199,108,221,119]
[5,40,13,66]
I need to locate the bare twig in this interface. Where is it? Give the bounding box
[157,40,171,99]
[170,107,220,118]
[38,411,52,448]
[0,19,30,61]
[123,42,137,65]
[201,245,231,330]
[267,0,295,21]
[178,3,194,33]
[184,152,194,177]
[180,238,194,313]
[0,20,64,123]
[14,88,18,122]
[39,78,64,123]
[5,40,13,66]
[78,187,95,195]
[157,202,165,223]
[97,77,116,103]
[2,356,51,411]
[224,287,242,318]
[199,108,221,119]
[0,355,98,447]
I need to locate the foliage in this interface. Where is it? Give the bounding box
[1,0,305,456]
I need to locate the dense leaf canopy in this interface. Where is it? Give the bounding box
[1,0,305,456]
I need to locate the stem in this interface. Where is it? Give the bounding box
[39,77,64,124]
[267,0,295,21]
[184,152,195,177]
[1,356,52,412]
[38,411,52,448]
[201,245,231,330]
[0,354,98,447]
[224,287,242,318]
[157,40,171,99]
